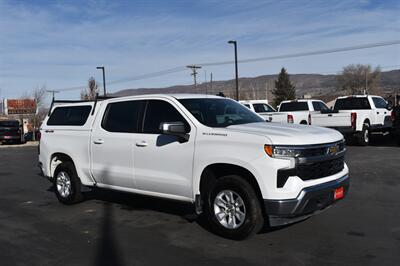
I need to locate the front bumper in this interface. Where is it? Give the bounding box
[264,174,349,226]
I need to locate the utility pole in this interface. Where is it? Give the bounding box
[228,40,239,101]
[365,69,368,95]
[46,90,59,99]
[204,70,207,95]
[210,72,213,95]
[96,66,107,96]
[187,65,202,86]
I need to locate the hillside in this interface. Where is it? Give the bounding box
[113,69,400,102]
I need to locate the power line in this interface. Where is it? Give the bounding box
[198,40,400,67]
[56,40,400,92]
[186,65,202,86]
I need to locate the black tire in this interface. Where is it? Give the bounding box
[204,175,264,240]
[355,123,370,146]
[53,162,83,204]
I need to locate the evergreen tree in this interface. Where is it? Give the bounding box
[272,68,296,107]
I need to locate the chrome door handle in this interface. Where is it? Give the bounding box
[93,139,104,144]
[136,141,148,147]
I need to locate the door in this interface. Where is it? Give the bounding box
[371,97,389,126]
[91,100,145,188]
[133,99,196,198]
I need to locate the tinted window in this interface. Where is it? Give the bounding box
[372,97,387,109]
[0,120,19,127]
[143,100,189,134]
[243,104,250,109]
[253,103,275,113]
[334,98,371,110]
[102,100,145,133]
[47,106,92,126]
[179,98,264,128]
[279,102,309,111]
[312,101,330,112]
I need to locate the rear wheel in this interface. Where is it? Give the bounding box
[355,123,370,146]
[54,162,83,204]
[204,175,264,240]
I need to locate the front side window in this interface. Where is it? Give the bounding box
[312,101,330,112]
[279,102,309,112]
[47,105,92,126]
[102,100,145,133]
[372,97,387,109]
[179,98,264,128]
[143,100,190,134]
[253,103,275,113]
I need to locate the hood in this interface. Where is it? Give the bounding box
[226,122,343,145]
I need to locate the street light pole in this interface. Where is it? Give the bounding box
[96,66,107,96]
[228,40,239,101]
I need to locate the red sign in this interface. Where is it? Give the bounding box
[5,99,37,115]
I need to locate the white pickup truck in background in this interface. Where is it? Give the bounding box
[265,99,331,125]
[239,100,276,120]
[312,95,393,145]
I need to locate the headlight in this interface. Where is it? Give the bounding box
[264,144,302,158]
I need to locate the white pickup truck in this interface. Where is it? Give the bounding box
[265,99,332,124]
[311,95,393,145]
[39,94,349,239]
[239,100,276,120]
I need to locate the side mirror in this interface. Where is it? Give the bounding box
[387,104,393,111]
[159,121,189,142]
[330,106,333,110]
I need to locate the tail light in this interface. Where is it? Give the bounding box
[391,110,395,122]
[351,112,357,130]
[287,114,294,123]
[308,114,312,125]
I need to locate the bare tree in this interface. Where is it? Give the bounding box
[81,77,98,100]
[337,64,381,95]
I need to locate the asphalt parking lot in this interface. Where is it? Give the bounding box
[0,137,399,266]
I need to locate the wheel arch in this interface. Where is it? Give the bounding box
[50,152,76,178]
[199,163,265,214]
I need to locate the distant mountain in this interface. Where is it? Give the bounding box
[113,69,400,103]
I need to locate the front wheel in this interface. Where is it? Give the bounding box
[204,175,264,240]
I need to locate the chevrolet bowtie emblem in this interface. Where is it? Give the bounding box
[328,145,338,155]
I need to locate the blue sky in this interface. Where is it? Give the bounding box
[0,0,399,100]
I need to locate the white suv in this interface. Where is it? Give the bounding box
[39,94,349,239]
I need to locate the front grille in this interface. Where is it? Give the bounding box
[277,155,345,188]
[297,156,345,181]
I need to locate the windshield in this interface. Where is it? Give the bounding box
[0,120,19,127]
[179,98,264,127]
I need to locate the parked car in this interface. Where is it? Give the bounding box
[0,120,24,144]
[264,99,331,124]
[313,95,393,145]
[239,100,276,120]
[24,130,41,141]
[39,94,349,239]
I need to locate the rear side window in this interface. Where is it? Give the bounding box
[47,106,92,126]
[372,97,387,109]
[102,100,145,133]
[143,100,189,134]
[312,101,330,112]
[334,98,371,110]
[279,102,309,112]
[253,103,275,113]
